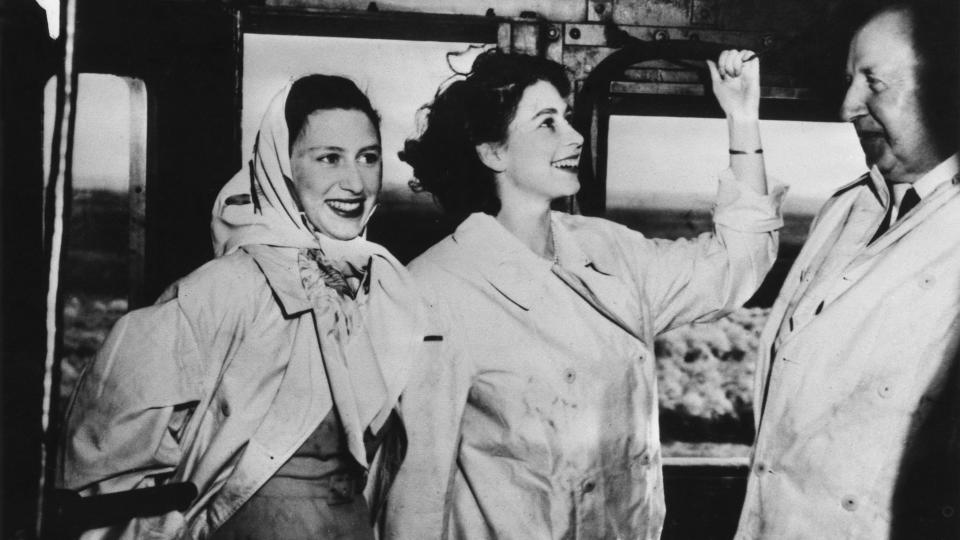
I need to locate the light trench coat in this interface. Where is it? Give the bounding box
[59,245,422,539]
[60,80,426,540]
[386,172,784,540]
[736,160,960,539]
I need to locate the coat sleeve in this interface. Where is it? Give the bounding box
[384,272,474,540]
[624,170,786,334]
[58,297,204,497]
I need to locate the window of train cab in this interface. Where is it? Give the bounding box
[593,58,864,534]
[43,74,148,419]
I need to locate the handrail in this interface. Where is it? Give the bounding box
[50,482,198,539]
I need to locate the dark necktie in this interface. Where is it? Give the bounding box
[897,186,920,219]
[872,186,920,242]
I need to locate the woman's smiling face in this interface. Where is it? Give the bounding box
[493,80,584,203]
[290,108,382,240]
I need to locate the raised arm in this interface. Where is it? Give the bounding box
[625,50,783,334]
[708,49,767,195]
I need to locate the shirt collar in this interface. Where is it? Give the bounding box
[912,154,959,199]
[868,154,959,202]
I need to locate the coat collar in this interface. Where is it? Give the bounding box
[451,212,643,338]
[863,167,960,255]
[242,244,313,317]
[451,213,553,311]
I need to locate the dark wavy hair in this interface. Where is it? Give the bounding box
[400,50,572,223]
[285,74,381,154]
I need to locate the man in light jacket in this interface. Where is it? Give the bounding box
[736,1,960,538]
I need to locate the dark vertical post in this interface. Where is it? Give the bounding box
[0,0,56,538]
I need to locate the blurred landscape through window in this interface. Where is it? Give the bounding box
[44,74,146,415]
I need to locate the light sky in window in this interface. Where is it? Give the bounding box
[607,115,867,214]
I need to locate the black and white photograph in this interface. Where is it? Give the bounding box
[2,0,958,538]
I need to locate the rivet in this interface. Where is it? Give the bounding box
[569,27,582,40]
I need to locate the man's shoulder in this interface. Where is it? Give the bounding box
[809,173,874,221]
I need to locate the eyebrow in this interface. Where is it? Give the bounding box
[303,144,382,153]
[531,107,561,120]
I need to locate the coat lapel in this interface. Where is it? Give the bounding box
[452,214,550,311]
[452,213,643,340]
[771,174,960,355]
[551,215,644,341]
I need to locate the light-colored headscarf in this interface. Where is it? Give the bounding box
[211,81,425,459]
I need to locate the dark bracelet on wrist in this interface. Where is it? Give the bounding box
[729,148,763,155]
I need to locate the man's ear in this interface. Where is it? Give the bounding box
[476,142,507,174]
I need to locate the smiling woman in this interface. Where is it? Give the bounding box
[476,80,583,227]
[384,49,785,540]
[58,74,426,539]
[284,75,383,241]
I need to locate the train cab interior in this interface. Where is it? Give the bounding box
[0,0,926,537]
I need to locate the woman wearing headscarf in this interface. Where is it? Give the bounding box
[59,74,424,539]
[384,50,784,539]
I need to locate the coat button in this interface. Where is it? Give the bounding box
[877,383,893,398]
[755,462,767,475]
[582,480,596,493]
[564,369,576,384]
[919,275,936,289]
[841,495,858,511]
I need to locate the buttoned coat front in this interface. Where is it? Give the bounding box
[386,175,783,540]
[737,168,960,539]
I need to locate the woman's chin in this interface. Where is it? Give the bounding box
[310,218,365,241]
[555,177,581,198]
